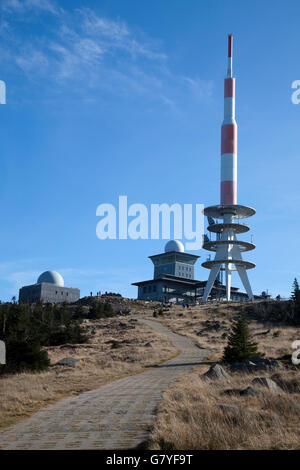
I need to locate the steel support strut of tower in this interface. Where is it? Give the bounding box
[202,35,256,302]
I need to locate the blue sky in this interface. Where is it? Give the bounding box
[0,0,299,300]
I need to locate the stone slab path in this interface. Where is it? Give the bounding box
[0,319,209,450]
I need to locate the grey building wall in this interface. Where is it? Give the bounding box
[154,262,194,280]
[19,284,42,304]
[19,283,80,304]
[174,262,194,279]
[154,263,175,279]
[136,280,251,303]
[137,281,198,303]
[138,282,163,301]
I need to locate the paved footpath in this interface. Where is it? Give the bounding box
[0,319,208,450]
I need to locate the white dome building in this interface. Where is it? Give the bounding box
[37,271,64,287]
[19,270,79,304]
[164,240,185,253]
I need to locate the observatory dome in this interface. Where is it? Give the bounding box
[164,240,185,253]
[37,271,64,287]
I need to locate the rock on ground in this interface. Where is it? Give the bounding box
[271,373,300,393]
[230,361,257,372]
[56,357,80,367]
[251,377,282,393]
[204,364,231,381]
[223,386,262,397]
[240,386,262,397]
[230,358,281,373]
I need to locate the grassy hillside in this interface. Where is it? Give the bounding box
[1,297,299,449]
[0,298,178,430]
[141,301,300,450]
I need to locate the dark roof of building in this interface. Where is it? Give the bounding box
[132,274,201,287]
[132,274,242,290]
[149,251,200,261]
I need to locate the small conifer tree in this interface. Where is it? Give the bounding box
[291,278,300,302]
[223,314,262,363]
[291,278,300,322]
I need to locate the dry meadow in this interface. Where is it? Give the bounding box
[143,301,300,450]
[147,366,300,450]
[0,316,178,430]
[1,298,299,450]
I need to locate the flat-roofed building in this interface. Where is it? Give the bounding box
[19,270,80,304]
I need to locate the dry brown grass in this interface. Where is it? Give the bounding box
[0,317,178,430]
[144,302,299,361]
[143,301,300,450]
[2,298,299,450]
[148,365,300,450]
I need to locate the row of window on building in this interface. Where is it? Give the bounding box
[178,265,192,272]
[142,285,157,294]
[176,272,192,279]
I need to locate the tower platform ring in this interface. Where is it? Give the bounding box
[203,240,255,252]
[204,204,256,219]
[202,259,256,270]
[207,223,250,234]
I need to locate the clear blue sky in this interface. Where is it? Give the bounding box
[0,0,299,301]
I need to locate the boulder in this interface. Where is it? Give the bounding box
[271,373,300,393]
[144,342,153,348]
[204,364,231,381]
[240,386,262,397]
[250,357,281,370]
[222,386,262,397]
[230,361,257,372]
[56,357,79,367]
[230,358,281,372]
[250,356,265,363]
[251,377,282,393]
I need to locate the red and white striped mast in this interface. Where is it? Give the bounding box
[221,34,237,206]
[202,35,256,302]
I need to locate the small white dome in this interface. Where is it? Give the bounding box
[37,271,64,287]
[165,240,185,253]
